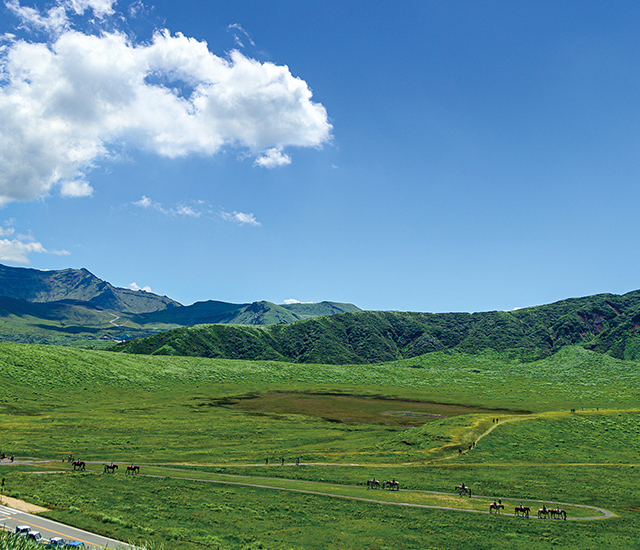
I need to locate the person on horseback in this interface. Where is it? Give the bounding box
[542,505,547,514]
[519,502,524,511]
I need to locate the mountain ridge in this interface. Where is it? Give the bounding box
[116,289,640,363]
[0,264,361,345]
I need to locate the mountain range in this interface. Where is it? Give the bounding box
[1,263,639,364]
[0,264,359,345]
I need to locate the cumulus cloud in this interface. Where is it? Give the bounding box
[0,224,70,263]
[219,210,261,226]
[254,147,292,169]
[283,298,313,304]
[0,1,332,205]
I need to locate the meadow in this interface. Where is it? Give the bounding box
[0,343,639,549]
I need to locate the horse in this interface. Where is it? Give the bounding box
[72,460,85,471]
[550,508,567,520]
[455,485,472,497]
[538,507,550,519]
[515,506,530,517]
[126,465,140,475]
[383,480,400,491]
[489,503,504,514]
[367,479,380,489]
[104,463,118,473]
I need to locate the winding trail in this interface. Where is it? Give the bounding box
[10,458,615,522]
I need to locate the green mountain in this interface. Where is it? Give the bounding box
[135,300,361,326]
[0,263,179,313]
[116,289,640,363]
[0,264,360,345]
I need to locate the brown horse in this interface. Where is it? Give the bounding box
[104,463,118,473]
[538,507,550,519]
[550,508,567,520]
[489,503,504,514]
[126,465,140,475]
[515,506,530,517]
[367,479,380,489]
[455,485,472,497]
[383,480,400,491]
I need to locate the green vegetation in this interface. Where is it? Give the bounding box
[0,342,639,548]
[0,263,359,345]
[118,290,640,363]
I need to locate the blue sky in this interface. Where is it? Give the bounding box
[1,0,639,313]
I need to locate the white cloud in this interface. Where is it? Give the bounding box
[227,23,255,48]
[130,196,206,217]
[219,210,261,226]
[0,238,46,263]
[0,221,69,263]
[254,147,292,169]
[0,3,332,205]
[283,298,313,304]
[127,282,153,292]
[60,179,94,197]
[174,204,201,217]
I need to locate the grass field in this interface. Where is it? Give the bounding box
[0,343,639,549]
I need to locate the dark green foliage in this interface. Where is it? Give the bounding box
[118,290,640,364]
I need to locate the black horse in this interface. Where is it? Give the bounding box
[515,506,530,517]
[104,463,118,473]
[489,503,504,514]
[72,460,85,471]
[126,465,140,475]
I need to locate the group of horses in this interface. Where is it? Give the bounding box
[366,478,400,491]
[104,463,140,475]
[537,507,567,520]
[67,459,140,475]
[490,503,567,520]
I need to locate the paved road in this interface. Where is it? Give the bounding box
[0,503,131,548]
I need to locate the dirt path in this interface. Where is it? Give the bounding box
[0,495,48,513]
[8,459,614,521]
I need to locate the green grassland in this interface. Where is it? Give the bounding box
[0,343,639,549]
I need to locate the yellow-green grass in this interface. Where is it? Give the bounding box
[0,342,639,549]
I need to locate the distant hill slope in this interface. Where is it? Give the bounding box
[0,264,360,345]
[0,264,179,314]
[116,290,640,363]
[135,300,361,326]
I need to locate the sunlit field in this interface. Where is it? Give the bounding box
[1,343,639,549]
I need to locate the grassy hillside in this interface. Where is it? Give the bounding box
[0,263,179,313]
[116,290,640,363]
[0,264,359,345]
[135,300,360,326]
[0,343,639,549]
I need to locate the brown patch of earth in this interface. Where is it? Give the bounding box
[0,495,49,513]
[193,391,529,427]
